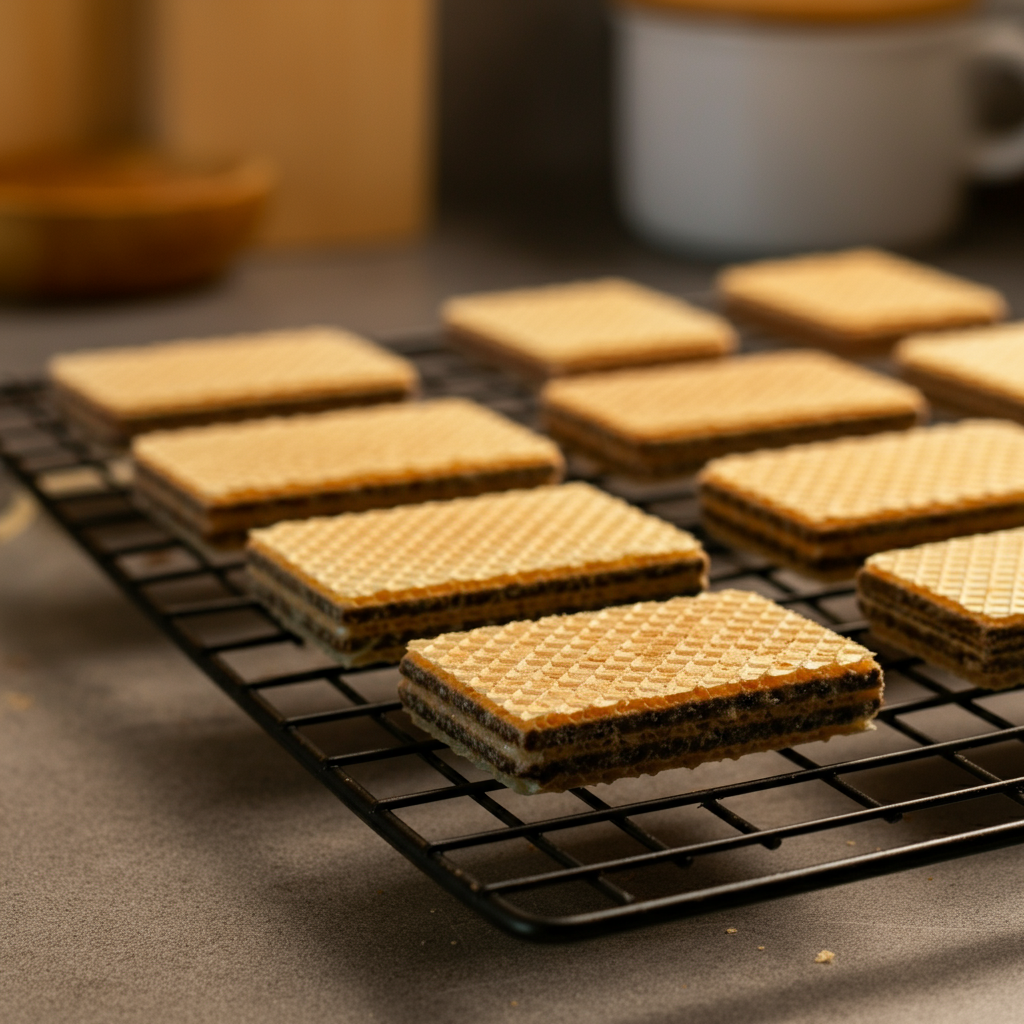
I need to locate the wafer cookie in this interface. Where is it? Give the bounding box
[699,420,1024,578]
[49,326,419,443]
[895,322,1024,422]
[399,589,883,794]
[858,528,1024,690]
[542,349,926,476]
[132,398,565,548]
[247,482,707,667]
[443,277,736,381]
[718,248,1006,350]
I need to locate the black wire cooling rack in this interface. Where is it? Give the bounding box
[5,335,1024,943]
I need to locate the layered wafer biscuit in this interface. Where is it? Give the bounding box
[718,249,1006,350]
[132,398,565,548]
[247,482,708,667]
[895,322,1024,422]
[442,277,736,381]
[399,589,883,794]
[699,420,1024,579]
[542,350,927,476]
[48,326,419,443]
[858,529,1024,690]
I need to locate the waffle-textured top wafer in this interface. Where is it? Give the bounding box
[249,482,704,606]
[896,322,1024,401]
[864,528,1024,622]
[405,590,876,728]
[133,398,564,506]
[48,326,418,418]
[718,249,1006,343]
[542,350,926,441]
[700,420,1024,528]
[442,277,736,373]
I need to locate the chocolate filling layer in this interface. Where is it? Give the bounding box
[248,548,706,627]
[545,406,919,477]
[857,570,1024,689]
[53,382,412,444]
[862,601,1024,678]
[400,655,881,753]
[701,509,860,577]
[247,554,707,666]
[400,680,880,787]
[134,460,562,538]
[701,484,1024,567]
[857,570,1024,653]
[723,297,973,352]
[447,327,724,384]
[899,367,1024,424]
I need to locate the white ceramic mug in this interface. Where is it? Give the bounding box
[616,6,1024,255]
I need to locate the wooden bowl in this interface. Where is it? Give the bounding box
[0,150,274,299]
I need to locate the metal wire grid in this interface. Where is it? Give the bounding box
[5,337,1024,943]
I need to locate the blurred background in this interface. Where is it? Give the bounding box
[1,0,1023,300]
[0,0,615,252]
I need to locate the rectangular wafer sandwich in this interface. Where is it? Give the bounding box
[48,326,419,443]
[699,420,1024,579]
[858,528,1024,691]
[132,397,565,548]
[442,277,736,382]
[399,589,883,794]
[247,482,708,667]
[718,248,1006,351]
[895,322,1024,422]
[542,349,926,477]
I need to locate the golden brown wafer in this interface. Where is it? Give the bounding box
[443,277,736,381]
[858,528,1024,689]
[542,349,927,476]
[699,420,1024,578]
[718,248,1006,350]
[49,326,419,442]
[247,482,707,667]
[895,321,1024,422]
[400,589,882,794]
[132,397,565,547]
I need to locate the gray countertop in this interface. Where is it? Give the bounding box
[4,211,1024,1024]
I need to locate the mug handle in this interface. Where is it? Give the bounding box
[969,19,1024,180]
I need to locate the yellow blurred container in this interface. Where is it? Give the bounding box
[0,0,435,250]
[0,0,143,151]
[150,0,436,247]
[0,149,272,299]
